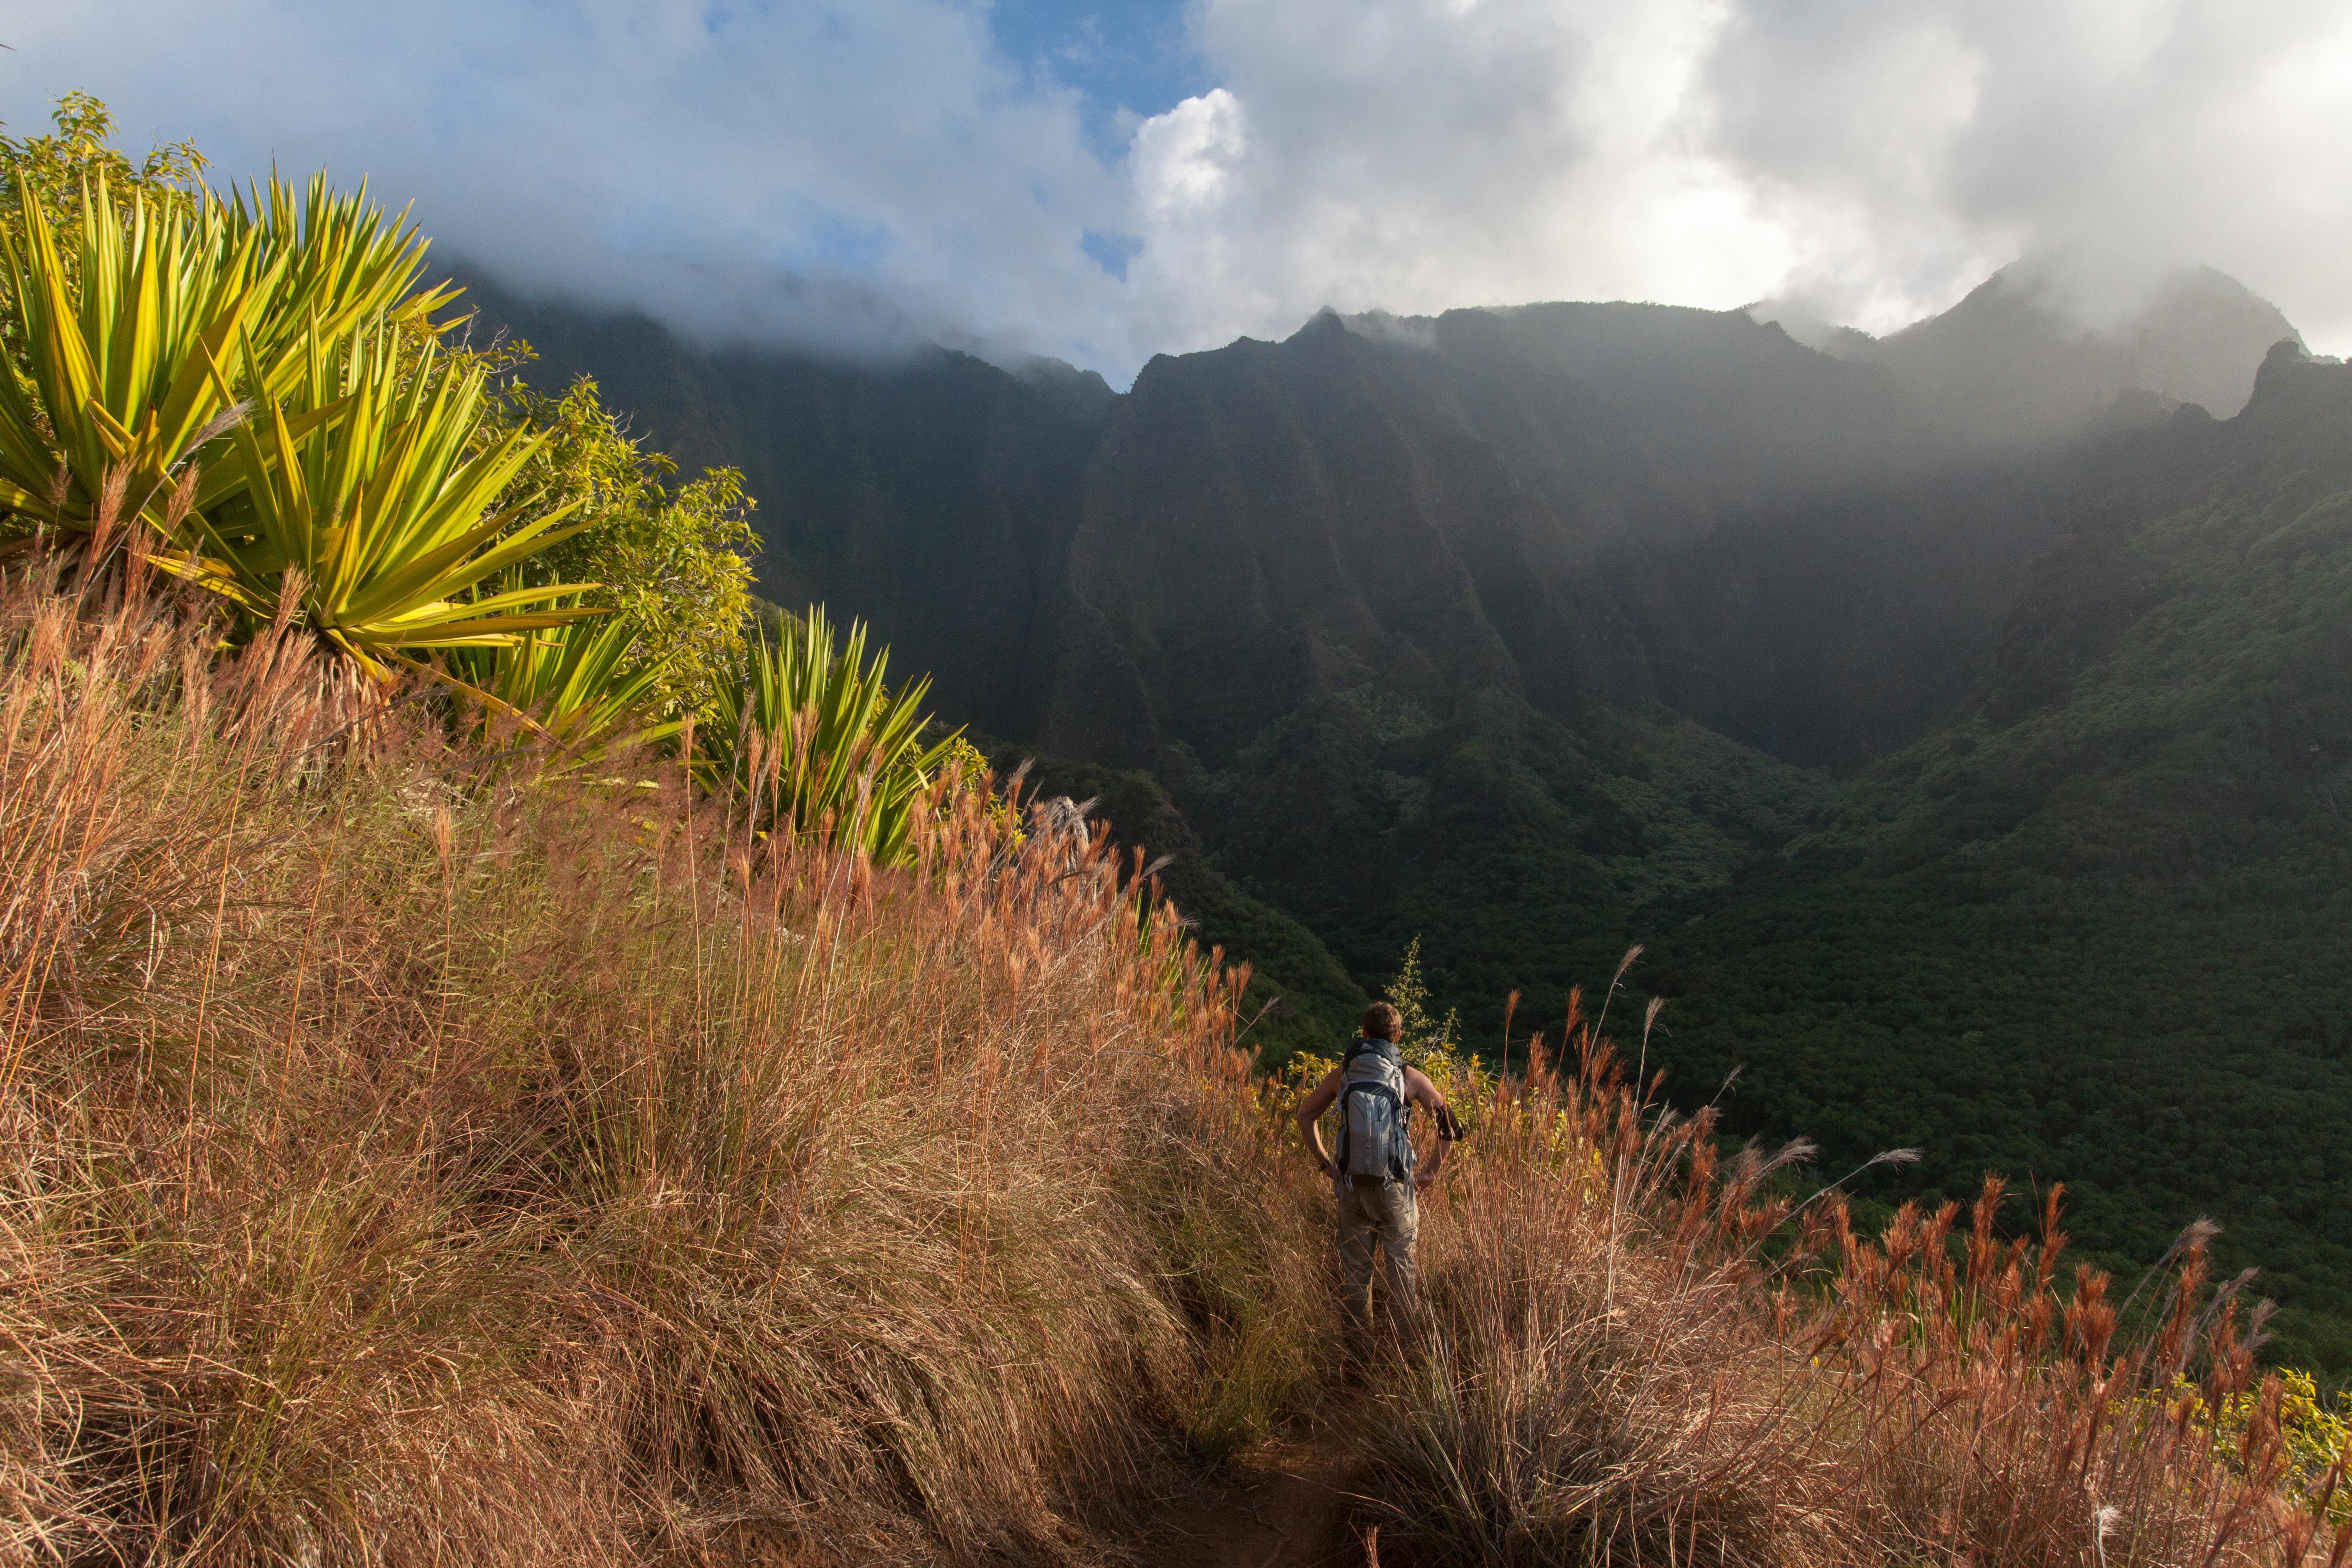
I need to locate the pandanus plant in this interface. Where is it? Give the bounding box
[164,326,603,681]
[1,170,605,689]
[451,607,682,766]
[0,171,451,543]
[0,175,266,539]
[704,607,961,866]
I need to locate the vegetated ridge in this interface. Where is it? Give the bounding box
[462,260,2352,1368]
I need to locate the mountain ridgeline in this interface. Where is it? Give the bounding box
[456,265,2352,1367]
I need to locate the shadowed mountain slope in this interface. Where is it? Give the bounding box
[1649,343,2352,1367]
[452,267,1115,743]
[1768,263,2304,453]
[1055,302,2078,775]
[462,268,2293,779]
[454,268,2352,1362]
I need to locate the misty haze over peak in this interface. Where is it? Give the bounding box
[1756,260,2303,451]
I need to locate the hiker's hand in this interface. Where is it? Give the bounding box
[1414,1171,1438,1190]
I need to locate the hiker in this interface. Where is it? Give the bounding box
[1292,1002,1462,1330]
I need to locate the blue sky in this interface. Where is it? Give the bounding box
[986,0,1213,153]
[9,1,2352,381]
[985,0,1210,280]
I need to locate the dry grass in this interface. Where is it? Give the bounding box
[0,566,1328,1565]
[1362,1005,2352,1566]
[5,562,2348,1567]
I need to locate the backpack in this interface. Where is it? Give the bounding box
[1335,1037,1416,1183]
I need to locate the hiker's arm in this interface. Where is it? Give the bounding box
[1404,1067,1455,1188]
[1293,1069,1343,1175]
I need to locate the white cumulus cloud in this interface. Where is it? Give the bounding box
[1699,0,2352,338]
[1121,0,1796,353]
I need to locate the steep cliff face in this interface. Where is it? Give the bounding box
[1792,263,2304,453]
[1052,302,2080,775]
[461,268,2293,781]
[1055,313,1648,768]
[450,267,1116,742]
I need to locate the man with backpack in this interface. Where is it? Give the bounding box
[1292,1002,1462,1330]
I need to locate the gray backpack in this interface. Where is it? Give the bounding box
[1336,1038,1416,1183]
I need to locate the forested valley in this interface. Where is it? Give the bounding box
[458,261,2352,1369]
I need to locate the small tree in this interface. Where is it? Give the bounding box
[1383,936,1490,1124]
[479,366,759,721]
[1383,936,1462,1070]
[1286,936,1488,1130]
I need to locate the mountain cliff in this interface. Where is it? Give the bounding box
[454,264,2352,1361]
[1763,262,2303,451]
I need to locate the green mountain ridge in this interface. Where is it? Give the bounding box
[453,264,2352,1363]
[1649,343,2352,1367]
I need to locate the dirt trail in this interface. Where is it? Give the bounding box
[1133,1434,1371,1568]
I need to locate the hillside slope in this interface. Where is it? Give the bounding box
[1650,344,2352,1367]
[451,268,2352,1348]
[7,580,2313,1564]
[1851,263,2302,449]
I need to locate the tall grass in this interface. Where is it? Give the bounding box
[0,564,1327,1564]
[1363,1007,2352,1565]
[6,563,2349,1566]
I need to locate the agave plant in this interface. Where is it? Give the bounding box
[706,607,960,865]
[450,607,680,766]
[224,172,453,377]
[0,172,450,541]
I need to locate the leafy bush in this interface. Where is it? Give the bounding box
[475,364,758,719]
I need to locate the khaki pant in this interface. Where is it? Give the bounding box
[1336,1178,1418,1328]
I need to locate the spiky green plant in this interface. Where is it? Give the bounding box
[451,608,680,766]
[224,172,452,377]
[0,176,265,536]
[0,172,451,542]
[162,327,603,680]
[705,606,960,865]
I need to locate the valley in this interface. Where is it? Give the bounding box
[458,263,2352,1367]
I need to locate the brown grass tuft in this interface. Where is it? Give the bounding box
[1360,1014,2348,1565]
[0,574,1324,1564]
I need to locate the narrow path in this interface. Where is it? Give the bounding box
[1133,1434,1370,1568]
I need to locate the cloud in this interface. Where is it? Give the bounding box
[4,0,1130,361]
[7,0,2352,379]
[1120,0,1794,354]
[1122,0,2352,356]
[1697,0,2352,340]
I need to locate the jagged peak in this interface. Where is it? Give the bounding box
[1289,306,1355,344]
